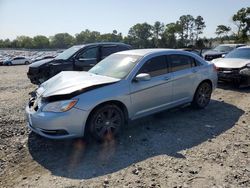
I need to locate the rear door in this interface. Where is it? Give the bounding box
[167,54,199,104]
[130,55,173,118]
[74,46,99,71]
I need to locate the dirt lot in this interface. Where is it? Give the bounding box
[0,65,249,188]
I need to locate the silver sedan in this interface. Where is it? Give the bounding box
[26,49,217,141]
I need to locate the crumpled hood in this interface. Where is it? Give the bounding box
[212,58,250,68]
[37,71,120,98]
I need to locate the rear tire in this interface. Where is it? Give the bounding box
[88,104,125,142]
[192,82,212,109]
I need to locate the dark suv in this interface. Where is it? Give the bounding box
[27,42,132,85]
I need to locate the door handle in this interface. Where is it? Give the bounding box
[164,76,171,81]
[192,69,198,73]
[90,64,95,66]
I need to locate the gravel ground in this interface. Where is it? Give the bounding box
[0,65,249,188]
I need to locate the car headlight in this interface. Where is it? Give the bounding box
[42,99,78,112]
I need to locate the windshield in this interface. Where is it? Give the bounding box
[213,45,234,53]
[89,54,141,79]
[225,48,250,59]
[55,46,82,60]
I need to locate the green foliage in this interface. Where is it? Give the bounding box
[33,35,50,49]
[232,7,250,42]
[215,25,231,42]
[152,21,165,47]
[127,22,153,48]
[50,33,75,48]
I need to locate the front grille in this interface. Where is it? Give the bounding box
[217,68,239,74]
[41,129,69,136]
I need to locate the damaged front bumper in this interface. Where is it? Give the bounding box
[25,97,90,139]
[217,67,250,84]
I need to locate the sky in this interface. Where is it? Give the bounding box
[0,0,249,40]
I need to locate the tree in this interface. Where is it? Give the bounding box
[75,29,101,44]
[50,33,75,48]
[176,15,195,46]
[16,36,33,48]
[160,23,178,48]
[232,7,250,42]
[152,21,164,47]
[100,30,123,42]
[127,22,153,48]
[33,35,50,49]
[194,16,206,42]
[215,25,231,42]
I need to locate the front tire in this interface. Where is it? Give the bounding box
[88,104,124,141]
[192,82,212,109]
[25,61,29,65]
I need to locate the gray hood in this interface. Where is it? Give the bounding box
[37,71,120,98]
[212,58,250,69]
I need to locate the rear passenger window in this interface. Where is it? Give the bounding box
[168,55,195,72]
[101,46,119,59]
[138,56,167,77]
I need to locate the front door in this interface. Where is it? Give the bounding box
[130,55,173,118]
[74,47,99,71]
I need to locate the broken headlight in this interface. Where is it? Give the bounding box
[42,99,78,112]
[239,64,250,76]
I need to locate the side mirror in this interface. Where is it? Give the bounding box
[135,73,151,82]
[221,54,226,58]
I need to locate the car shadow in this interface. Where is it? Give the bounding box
[28,100,244,179]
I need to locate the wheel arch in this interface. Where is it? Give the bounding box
[84,100,129,135]
[192,79,213,106]
[198,79,213,89]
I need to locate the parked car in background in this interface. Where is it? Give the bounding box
[212,46,250,86]
[27,42,132,85]
[0,55,7,66]
[26,49,217,140]
[179,48,202,57]
[203,44,245,61]
[3,56,31,65]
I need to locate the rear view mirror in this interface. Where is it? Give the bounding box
[135,73,151,82]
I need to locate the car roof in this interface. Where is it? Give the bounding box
[218,44,245,47]
[73,42,131,48]
[116,48,185,56]
[13,56,25,58]
[237,45,250,49]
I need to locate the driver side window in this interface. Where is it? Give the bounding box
[138,55,168,77]
[78,47,98,59]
